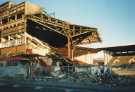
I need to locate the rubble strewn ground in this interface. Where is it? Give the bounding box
[0,53,135,92]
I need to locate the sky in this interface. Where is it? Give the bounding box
[1,0,135,46]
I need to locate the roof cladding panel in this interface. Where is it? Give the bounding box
[102,45,135,52]
[27,19,67,48]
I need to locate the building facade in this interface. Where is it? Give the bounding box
[0,1,50,56]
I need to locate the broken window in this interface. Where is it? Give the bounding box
[2,18,8,24]
[17,13,23,19]
[9,15,15,22]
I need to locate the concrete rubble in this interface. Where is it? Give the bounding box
[0,53,134,88]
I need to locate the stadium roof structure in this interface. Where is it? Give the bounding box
[101,44,135,52]
[0,1,101,58]
[76,44,135,53]
[27,17,101,48]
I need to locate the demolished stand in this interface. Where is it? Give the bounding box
[0,1,101,58]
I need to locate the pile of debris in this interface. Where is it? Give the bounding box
[0,53,135,87]
[0,53,74,79]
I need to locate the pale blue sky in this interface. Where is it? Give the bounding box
[1,0,135,45]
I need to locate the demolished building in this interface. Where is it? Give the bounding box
[0,1,101,79]
[0,1,134,85]
[0,1,101,62]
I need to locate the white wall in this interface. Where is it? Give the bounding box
[104,50,113,65]
[74,53,95,64]
[74,51,105,64]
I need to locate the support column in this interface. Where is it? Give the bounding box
[15,14,17,21]
[71,46,74,61]
[8,35,11,41]
[67,36,72,58]
[24,32,27,44]
[24,17,27,54]
[67,37,75,61]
